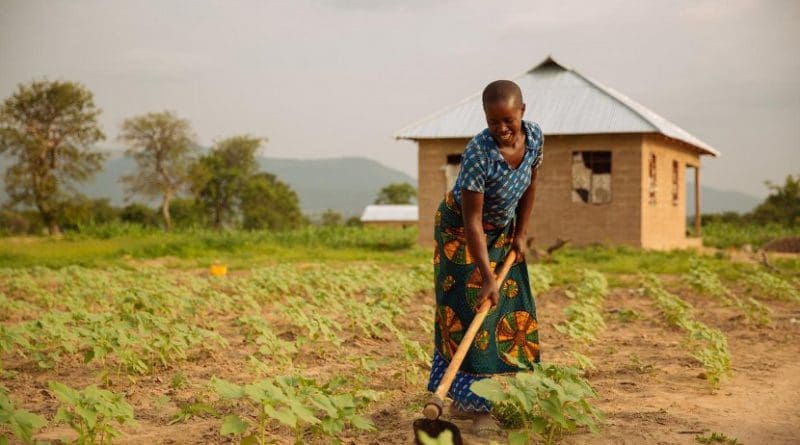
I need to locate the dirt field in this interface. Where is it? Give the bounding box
[2,262,800,445]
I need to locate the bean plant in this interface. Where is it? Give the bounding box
[212,375,375,445]
[641,274,731,389]
[471,361,604,445]
[554,270,609,343]
[1,385,47,444]
[49,381,135,445]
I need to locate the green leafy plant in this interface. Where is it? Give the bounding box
[49,381,135,445]
[470,362,604,445]
[745,270,800,303]
[1,385,47,444]
[554,270,609,342]
[641,274,731,389]
[684,258,772,326]
[696,431,742,444]
[212,375,374,445]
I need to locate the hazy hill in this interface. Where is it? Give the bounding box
[0,154,762,217]
[0,154,416,217]
[686,182,761,216]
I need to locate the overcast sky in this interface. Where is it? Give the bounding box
[1,0,798,197]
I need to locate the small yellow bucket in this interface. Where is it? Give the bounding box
[209,263,227,277]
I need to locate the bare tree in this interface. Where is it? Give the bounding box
[118,111,196,231]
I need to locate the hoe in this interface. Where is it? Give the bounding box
[413,250,516,444]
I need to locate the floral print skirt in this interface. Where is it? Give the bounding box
[426,191,541,412]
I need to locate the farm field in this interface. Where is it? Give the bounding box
[1,230,800,445]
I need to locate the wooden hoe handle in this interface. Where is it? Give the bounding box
[423,250,517,420]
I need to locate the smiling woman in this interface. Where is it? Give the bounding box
[425,79,545,435]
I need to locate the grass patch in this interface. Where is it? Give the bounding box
[0,227,427,269]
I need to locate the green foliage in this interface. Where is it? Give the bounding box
[744,270,800,303]
[751,174,800,227]
[118,203,159,227]
[554,270,608,342]
[641,274,731,389]
[320,209,343,227]
[0,79,106,235]
[695,431,742,444]
[417,430,455,445]
[49,381,134,445]
[700,220,800,249]
[374,182,417,205]
[240,172,306,230]
[190,135,262,229]
[0,385,47,444]
[684,258,772,326]
[527,264,553,294]
[118,110,197,231]
[58,197,118,231]
[212,375,375,444]
[470,362,604,445]
[0,226,424,268]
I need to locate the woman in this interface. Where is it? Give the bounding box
[426,79,544,434]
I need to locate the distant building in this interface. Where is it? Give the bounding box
[360,204,418,229]
[395,56,718,250]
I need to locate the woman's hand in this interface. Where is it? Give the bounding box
[478,276,500,308]
[511,236,527,263]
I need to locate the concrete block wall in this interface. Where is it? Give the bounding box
[640,134,701,249]
[417,138,471,247]
[527,133,644,248]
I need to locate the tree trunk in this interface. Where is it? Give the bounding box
[161,191,173,231]
[34,188,61,236]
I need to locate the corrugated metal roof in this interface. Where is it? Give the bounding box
[395,56,719,156]
[360,205,419,222]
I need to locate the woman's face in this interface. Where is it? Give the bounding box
[484,98,526,147]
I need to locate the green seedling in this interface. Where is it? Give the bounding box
[212,375,374,445]
[1,385,47,444]
[471,361,604,445]
[49,381,135,445]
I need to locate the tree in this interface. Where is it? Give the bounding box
[374,182,417,205]
[118,111,196,231]
[0,80,106,235]
[241,173,306,230]
[320,209,343,227]
[190,135,262,229]
[751,174,800,227]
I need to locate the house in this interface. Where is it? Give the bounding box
[360,204,418,229]
[395,56,718,250]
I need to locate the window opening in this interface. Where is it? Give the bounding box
[571,151,612,204]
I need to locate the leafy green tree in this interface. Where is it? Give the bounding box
[59,196,118,230]
[374,182,417,205]
[241,173,306,230]
[750,174,800,227]
[119,203,159,227]
[320,209,343,227]
[0,80,106,235]
[118,111,196,231]
[345,215,363,227]
[170,198,204,229]
[190,135,262,229]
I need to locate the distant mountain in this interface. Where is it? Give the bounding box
[0,153,416,217]
[0,155,762,218]
[686,182,761,216]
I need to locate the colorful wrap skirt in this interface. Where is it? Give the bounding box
[426,191,541,412]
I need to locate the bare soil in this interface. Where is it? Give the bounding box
[5,275,800,445]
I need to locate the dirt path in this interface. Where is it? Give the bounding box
[552,287,800,445]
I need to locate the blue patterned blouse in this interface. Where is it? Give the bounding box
[452,120,544,228]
